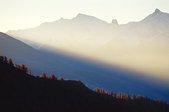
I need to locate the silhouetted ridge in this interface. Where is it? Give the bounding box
[0,56,169,112]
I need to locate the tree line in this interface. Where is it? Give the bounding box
[0,55,165,104]
[93,87,163,103]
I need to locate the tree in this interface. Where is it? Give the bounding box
[64,78,69,81]
[116,92,125,99]
[15,64,28,73]
[124,94,131,100]
[20,64,24,70]
[7,58,14,66]
[40,72,47,78]
[20,64,28,72]
[100,88,106,94]
[58,77,64,80]
[29,69,32,75]
[34,74,37,78]
[0,56,4,62]
[105,91,109,95]
[46,75,49,78]
[131,94,136,100]
[137,95,144,100]
[113,93,116,98]
[110,90,114,96]
[154,99,162,103]
[94,87,100,93]
[110,90,116,98]
[49,74,57,79]
[85,84,88,87]
[15,64,19,69]
[103,88,106,94]
[4,56,7,63]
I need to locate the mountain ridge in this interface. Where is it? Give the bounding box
[6,9,169,80]
[0,55,169,112]
[1,32,169,102]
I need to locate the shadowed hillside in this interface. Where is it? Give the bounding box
[7,9,169,80]
[0,32,72,74]
[0,56,169,112]
[1,32,169,103]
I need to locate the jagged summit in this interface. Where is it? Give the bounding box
[151,8,165,16]
[151,8,164,18]
[141,8,169,22]
[75,13,97,19]
[154,8,162,14]
[73,13,107,23]
[76,13,90,18]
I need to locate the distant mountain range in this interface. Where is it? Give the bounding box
[7,9,169,81]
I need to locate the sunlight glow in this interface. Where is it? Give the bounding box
[0,0,169,32]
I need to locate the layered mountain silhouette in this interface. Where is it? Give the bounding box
[0,32,169,102]
[0,57,169,112]
[7,9,169,81]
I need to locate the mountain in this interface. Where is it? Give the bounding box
[7,13,115,51]
[143,8,169,25]
[7,9,169,82]
[0,58,169,112]
[73,13,108,23]
[1,32,169,102]
[119,8,169,39]
[0,32,71,74]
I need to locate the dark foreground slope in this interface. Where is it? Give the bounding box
[0,57,169,112]
[1,32,169,102]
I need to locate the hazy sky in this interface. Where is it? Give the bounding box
[0,0,169,32]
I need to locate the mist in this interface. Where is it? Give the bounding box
[7,9,169,82]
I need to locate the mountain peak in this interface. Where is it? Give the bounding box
[153,8,163,15]
[73,13,107,23]
[141,8,169,22]
[75,13,98,20]
[76,13,88,18]
[155,8,161,13]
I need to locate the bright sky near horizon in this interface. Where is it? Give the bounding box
[0,0,169,32]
